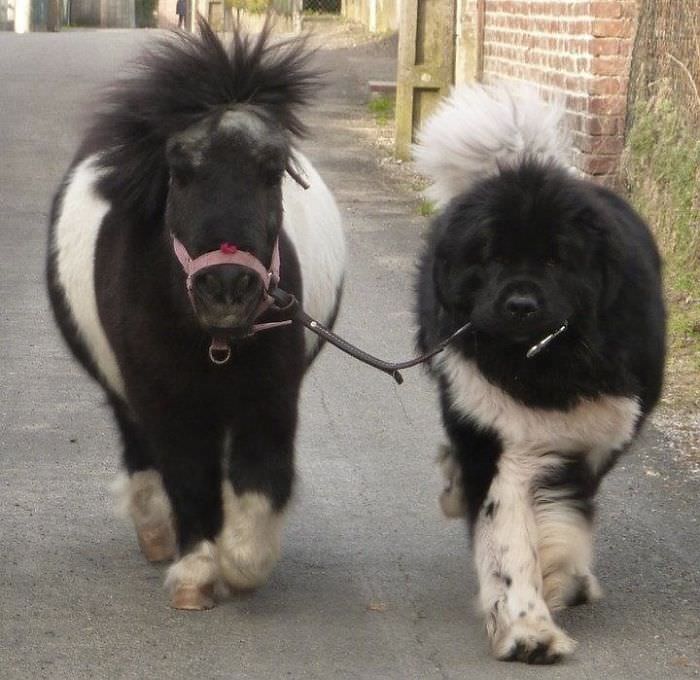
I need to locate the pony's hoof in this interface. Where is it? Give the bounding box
[137,525,176,563]
[170,584,215,611]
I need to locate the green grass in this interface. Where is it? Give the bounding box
[367,95,394,126]
[418,199,436,217]
[622,83,700,409]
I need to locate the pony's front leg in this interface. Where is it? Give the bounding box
[146,415,226,611]
[217,397,297,591]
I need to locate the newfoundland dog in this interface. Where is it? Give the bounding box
[414,85,666,663]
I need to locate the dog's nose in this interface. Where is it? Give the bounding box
[504,293,540,319]
[194,265,260,306]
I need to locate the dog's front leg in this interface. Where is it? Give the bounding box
[474,453,575,664]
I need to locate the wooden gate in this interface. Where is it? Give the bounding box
[394,0,456,159]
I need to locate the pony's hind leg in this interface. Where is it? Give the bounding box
[110,398,176,563]
[217,395,297,591]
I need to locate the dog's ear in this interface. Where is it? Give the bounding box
[433,240,456,312]
[580,204,625,310]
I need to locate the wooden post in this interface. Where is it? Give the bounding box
[47,0,60,30]
[395,0,456,159]
[186,0,195,31]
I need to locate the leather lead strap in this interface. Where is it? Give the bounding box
[269,288,473,385]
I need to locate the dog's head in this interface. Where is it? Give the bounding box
[432,161,623,348]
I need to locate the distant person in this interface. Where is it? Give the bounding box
[176,0,186,28]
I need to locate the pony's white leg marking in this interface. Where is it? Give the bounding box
[165,540,220,611]
[475,453,576,662]
[113,471,176,563]
[216,481,284,590]
[53,156,126,398]
[535,494,602,610]
[282,151,346,357]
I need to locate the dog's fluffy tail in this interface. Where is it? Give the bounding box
[414,83,571,207]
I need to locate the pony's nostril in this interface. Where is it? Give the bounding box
[200,272,223,297]
[195,266,259,306]
[234,272,255,297]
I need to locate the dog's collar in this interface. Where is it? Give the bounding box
[526,321,569,358]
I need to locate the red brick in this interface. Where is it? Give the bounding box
[589,94,627,115]
[573,132,625,154]
[591,2,623,19]
[587,76,626,95]
[592,18,633,38]
[582,114,624,136]
[592,55,629,75]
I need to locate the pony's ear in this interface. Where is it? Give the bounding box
[286,155,309,189]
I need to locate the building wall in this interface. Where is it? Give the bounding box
[71,0,135,26]
[473,0,638,183]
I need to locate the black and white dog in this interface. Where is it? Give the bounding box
[415,85,666,663]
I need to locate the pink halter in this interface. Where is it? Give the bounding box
[171,234,291,364]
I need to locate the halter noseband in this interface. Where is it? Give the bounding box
[171,234,291,364]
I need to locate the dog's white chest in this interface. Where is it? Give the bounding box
[439,350,640,463]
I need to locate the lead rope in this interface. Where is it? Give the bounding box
[268,288,473,384]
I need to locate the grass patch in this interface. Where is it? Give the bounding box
[418,199,437,217]
[622,82,700,410]
[368,95,394,126]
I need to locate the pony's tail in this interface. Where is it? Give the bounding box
[413,83,571,207]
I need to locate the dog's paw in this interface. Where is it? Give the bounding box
[545,571,603,610]
[492,617,576,664]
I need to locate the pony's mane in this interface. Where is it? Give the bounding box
[81,18,320,222]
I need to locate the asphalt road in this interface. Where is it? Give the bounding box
[1,27,698,680]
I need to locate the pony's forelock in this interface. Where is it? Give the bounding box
[82,18,321,222]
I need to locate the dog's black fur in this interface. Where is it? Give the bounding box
[417,157,666,661]
[419,160,665,417]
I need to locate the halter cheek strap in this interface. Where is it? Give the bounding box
[171,234,291,364]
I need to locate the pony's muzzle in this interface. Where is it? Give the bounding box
[192,264,263,330]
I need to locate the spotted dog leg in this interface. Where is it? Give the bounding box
[538,506,602,610]
[437,444,468,519]
[475,454,576,664]
[534,463,603,610]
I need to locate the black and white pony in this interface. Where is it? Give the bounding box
[46,22,345,610]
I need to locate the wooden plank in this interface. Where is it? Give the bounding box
[395,0,456,159]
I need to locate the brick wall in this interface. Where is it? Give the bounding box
[473,0,638,184]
